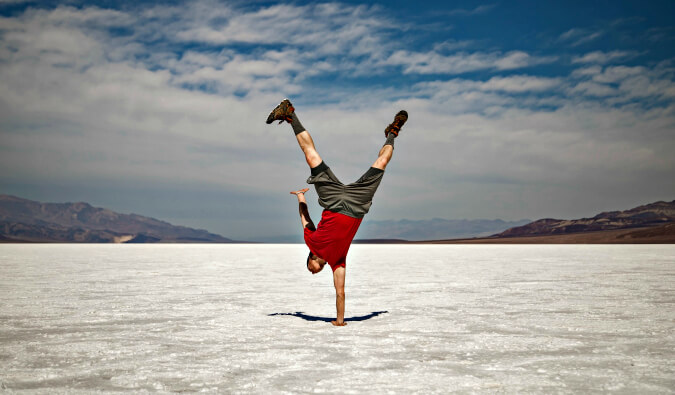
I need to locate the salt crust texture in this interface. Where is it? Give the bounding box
[1,244,673,393]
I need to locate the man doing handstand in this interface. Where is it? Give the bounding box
[266,99,408,326]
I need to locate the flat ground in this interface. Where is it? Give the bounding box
[1,244,674,393]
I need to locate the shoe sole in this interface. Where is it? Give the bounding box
[385,110,408,136]
[266,99,293,124]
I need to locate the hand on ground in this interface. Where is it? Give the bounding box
[331,320,347,326]
[290,188,309,195]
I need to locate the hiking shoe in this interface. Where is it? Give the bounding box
[384,110,408,137]
[266,99,295,124]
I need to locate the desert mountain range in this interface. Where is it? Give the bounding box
[0,194,233,243]
[424,200,675,244]
[1,194,673,243]
[496,200,675,237]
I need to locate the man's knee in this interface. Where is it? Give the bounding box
[356,167,384,183]
[373,157,389,170]
[310,161,329,176]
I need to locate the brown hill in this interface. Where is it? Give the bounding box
[423,223,675,244]
[0,195,234,243]
[495,200,675,238]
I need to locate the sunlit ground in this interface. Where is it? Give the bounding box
[1,244,673,393]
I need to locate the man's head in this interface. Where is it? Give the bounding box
[306,252,326,274]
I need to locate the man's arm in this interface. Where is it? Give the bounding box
[332,266,346,326]
[290,188,315,231]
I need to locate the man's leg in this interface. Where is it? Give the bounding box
[341,110,408,217]
[372,144,393,170]
[266,99,322,169]
[372,110,408,170]
[296,130,323,169]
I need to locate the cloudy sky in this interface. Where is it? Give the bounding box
[1,0,674,241]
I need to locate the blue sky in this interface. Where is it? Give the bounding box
[1,0,674,241]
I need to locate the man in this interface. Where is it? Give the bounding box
[266,99,407,326]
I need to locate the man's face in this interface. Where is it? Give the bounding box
[307,255,326,274]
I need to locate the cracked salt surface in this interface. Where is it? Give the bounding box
[0,244,673,393]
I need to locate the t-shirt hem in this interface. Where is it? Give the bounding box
[325,208,365,219]
[329,262,345,272]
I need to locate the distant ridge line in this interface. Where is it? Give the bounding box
[0,194,239,243]
[417,199,675,244]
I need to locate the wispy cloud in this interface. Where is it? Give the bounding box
[432,39,476,52]
[0,0,673,238]
[568,64,675,103]
[644,26,675,43]
[384,50,557,75]
[440,4,497,16]
[480,76,563,92]
[559,28,604,47]
[171,2,389,57]
[572,50,637,64]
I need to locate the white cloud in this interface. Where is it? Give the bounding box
[572,50,636,64]
[559,28,604,47]
[592,65,646,83]
[568,81,618,97]
[0,1,674,237]
[41,5,134,26]
[171,2,388,59]
[432,40,476,52]
[559,28,583,41]
[480,76,562,92]
[644,26,675,43]
[384,50,556,75]
[571,65,602,78]
[494,51,558,70]
[567,64,675,102]
[441,4,497,16]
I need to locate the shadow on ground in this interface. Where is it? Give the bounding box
[268,311,388,322]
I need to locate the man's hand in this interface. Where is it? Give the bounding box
[331,320,347,326]
[290,188,309,196]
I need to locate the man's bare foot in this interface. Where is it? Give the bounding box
[290,188,309,195]
[331,320,347,326]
